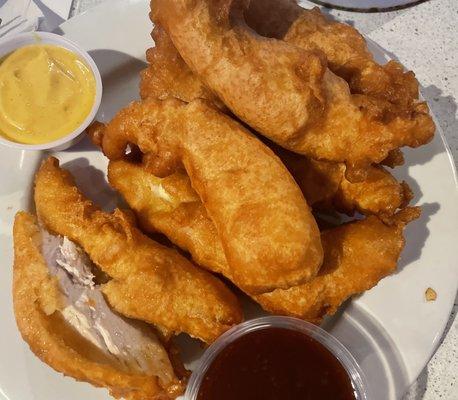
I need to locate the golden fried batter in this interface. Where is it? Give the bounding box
[334,166,412,218]
[271,142,412,218]
[152,0,434,178]
[246,0,420,109]
[107,159,419,322]
[254,208,421,323]
[13,212,185,400]
[140,25,225,110]
[34,157,242,343]
[139,20,411,217]
[91,98,323,294]
[108,161,229,275]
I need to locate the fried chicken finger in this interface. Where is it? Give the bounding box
[34,157,242,343]
[91,98,323,294]
[245,0,420,109]
[255,208,421,323]
[106,159,419,323]
[152,0,434,177]
[13,212,185,399]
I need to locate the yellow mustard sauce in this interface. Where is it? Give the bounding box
[0,44,96,144]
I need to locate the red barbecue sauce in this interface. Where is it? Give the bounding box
[197,327,357,400]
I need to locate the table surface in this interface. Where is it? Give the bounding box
[69,1,458,399]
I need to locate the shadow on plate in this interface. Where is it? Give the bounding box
[0,148,44,212]
[88,49,147,122]
[421,85,458,170]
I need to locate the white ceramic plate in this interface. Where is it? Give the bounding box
[0,1,456,399]
[308,0,421,11]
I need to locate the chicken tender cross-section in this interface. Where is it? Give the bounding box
[34,157,242,343]
[91,98,323,294]
[106,159,419,322]
[13,212,185,400]
[152,0,434,178]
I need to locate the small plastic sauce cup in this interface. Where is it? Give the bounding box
[0,32,102,151]
[185,316,368,400]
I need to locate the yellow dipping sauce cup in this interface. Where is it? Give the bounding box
[0,32,102,151]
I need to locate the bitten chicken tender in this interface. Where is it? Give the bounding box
[90,98,323,294]
[34,157,242,343]
[13,212,185,400]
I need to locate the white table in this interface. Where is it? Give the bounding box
[69,1,458,398]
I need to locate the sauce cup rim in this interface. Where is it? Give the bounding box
[185,316,369,400]
[0,31,102,151]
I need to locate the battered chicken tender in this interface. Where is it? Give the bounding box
[107,160,419,322]
[246,0,420,109]
[110,151,410,235]
[139,21,411,217]
[152,0,434,178]
[108,161,229,275]
[13,212,185,400]
[272,143,413,218]
[34,157,242,343]
[254,208,421,323]
[91,98,323,294]
[335,167,412,218]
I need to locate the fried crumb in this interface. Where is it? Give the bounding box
[425,287,437,301]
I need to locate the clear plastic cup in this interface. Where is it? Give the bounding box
[0,32,102,151]
[185,316,368,400]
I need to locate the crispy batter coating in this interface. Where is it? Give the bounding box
[138,28,411,218]
[108,161,229,275]
[106,160,419,322]
[109,149,410,234]
[271,142,413,218]
[152,0,326,150]
[334,167,412,218]
[34,157,242,343]
[383,149,405,168]
[90,98,323,294]
[245,0,420,109]
[140,25,225,110]
[152,0,434,178]
[13,212,185,400]
[254,208,421,323]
